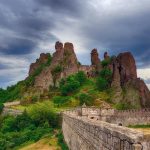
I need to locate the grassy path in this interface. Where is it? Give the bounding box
[20,136,61,150]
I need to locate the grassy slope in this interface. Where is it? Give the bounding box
[19,136,61,150]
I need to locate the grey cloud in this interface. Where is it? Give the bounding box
[0,38,36,55]
[0,0,150,88]
[35,0,85,17]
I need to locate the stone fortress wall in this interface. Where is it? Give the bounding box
[65,107,150,126]
[2,101,23,116]
[62,107,150,150]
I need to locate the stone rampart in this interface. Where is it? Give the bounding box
[110,108,150,126]
[4,101,20,107]
[62,112,149,150]
[65,107,150,126]
[2,108,23,116]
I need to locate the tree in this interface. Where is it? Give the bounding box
[96,77,108,91]
[75,71,87,85]
[78,93,93,106]
[0,103,4,114]
[100,68,112,83]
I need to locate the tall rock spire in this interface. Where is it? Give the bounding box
[91,49,102,71]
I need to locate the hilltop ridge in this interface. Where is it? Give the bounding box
[0,41,150,109]
[27,41,150,108]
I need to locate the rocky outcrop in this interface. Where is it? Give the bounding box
[51,41,64,66]
[129,78,150,108]
[110,52,150,108]
[27,41,150,108]
[104,52,110,60]
[91,49,102,71]
[117,52,137,85]
[33,41,85,90]
[62,42,79,77]
[29,53,50,75]
[111,59,123,103]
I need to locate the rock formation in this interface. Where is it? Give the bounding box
[30,41,93,91]
[111,59,123,103]
[110,52,150,108]
[104,52,110,60]
[28,41,150,108]
[117,52,137,86]
[29,53,50,75]
[62,42,78,77]
[91,49,102,71]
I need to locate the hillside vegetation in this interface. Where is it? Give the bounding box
[0,55,140,149]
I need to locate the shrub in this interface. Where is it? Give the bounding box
[101,58,111,67]
[0,105,55,149]
[96,77,108,91]
[1,116,16,133]
[59,72,87,96]
[31,95,39,103]
[47,53,52,66]
[60,80,80,96]
[0,104,4,114]
[78,93,93,106]
[53,96,71,106]
[28,102,59,128]
[51,65,63,87]
[100,68,112,83]
[60,75,80,96]
[114,103,130,110]
[75,71,87,85]
[57,131,69,150]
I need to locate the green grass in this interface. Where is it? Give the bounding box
[12,101,68,113]
[128,124,150,128]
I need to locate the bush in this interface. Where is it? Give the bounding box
[57,131,69,150]
[96,77,108,91]
[28,102,59,128]
[51,65,63,87]
[101,58,111,67]
[53,96,71,106]
[114,103,130,110]
[60,75,80,96]
[0,106,55,149]
[60,80,80,96]
[100,68,112,83]
[75,71,87,85]
[59,71,87,96]
[0,104,4,114]
[0,116,16,133]
[78,93,93,106]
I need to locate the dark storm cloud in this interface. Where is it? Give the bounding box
[0,0,150,88]
[0,0,59,57]
[35,0,84,17]
[0,38,35,55]
[80,3,150,68]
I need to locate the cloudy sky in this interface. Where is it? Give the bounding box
[0,0,150,89]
